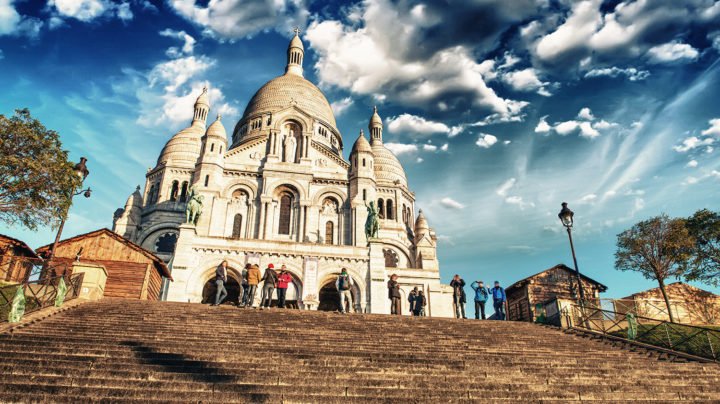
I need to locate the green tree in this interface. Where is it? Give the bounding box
[0,109,80,231]
[685,209,720,287]
[615,214,694,323]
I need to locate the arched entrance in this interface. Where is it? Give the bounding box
[318,278,360,312]
[201,276,241,305]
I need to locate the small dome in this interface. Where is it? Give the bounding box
[157,123,204,167]
[240,73,337,129]
[369,106,382,129]
[195,87,210,107]
[124,186,143,209]
[289,31,304,50]
[372,143,408,187]
[206,115,227,140]
[415,209,429,236]
[351,130,372,154]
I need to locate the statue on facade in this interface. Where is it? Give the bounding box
[284,129,297,162]
[365,200,379,240]
[185,187,204,225]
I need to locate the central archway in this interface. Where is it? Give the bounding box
[317,277,360,312]
[201,276,241,305]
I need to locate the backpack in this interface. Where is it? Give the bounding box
[338,275,350,290]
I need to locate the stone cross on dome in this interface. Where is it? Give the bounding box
[293,27,300,36]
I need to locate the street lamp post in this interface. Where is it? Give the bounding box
[48,157,91,264]
[558,202,586,303]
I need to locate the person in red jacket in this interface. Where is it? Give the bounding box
[276,265,293,309]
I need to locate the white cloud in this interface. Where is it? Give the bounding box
[440,143,448,152]
[686,160,698,168]
[577,107,594,120]
[384,142,418,156]
[416,157,423,163]
[505,195,535,210]
[148,55,215,92]
[584,66,650,81]
[496,178,516,197]
[0,0,42,37]
[501,67,552,96]
[673,136,714,153]
[592,120,616,130]
[167,0,308,39]
[386,114,461,137]
[422,144,437,152]
[578,193,597,204]
[684,176,700,185]
[160,28,196,56]
[476,133,498,148]
[305,4,527,120]
[701,118,720,136]
[49,0,133,23]
[330,97,353,116]
[534,0,602,62]
[503,140,511,145]
[555,120,579,135]
[647,41,699,64]
[534,116,551,133]
[440,197,465,210]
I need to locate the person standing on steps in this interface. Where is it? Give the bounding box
[417,290,427,316]
[212,260,229,306]
[276,266,292,309]
[491,281,506,320]
[388,274,401,315]
[470,280,490,320]
[239,264,250,307]
[260,264,277,309]
[450,274,466,319]
[246,264,262,308]
[335,268,354,314]
[408,287,419,316]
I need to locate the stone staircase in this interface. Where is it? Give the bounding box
[0,299,719,403]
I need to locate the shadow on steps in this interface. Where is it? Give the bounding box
[119,340,273,403]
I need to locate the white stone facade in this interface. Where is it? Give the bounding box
[112,32,453,317]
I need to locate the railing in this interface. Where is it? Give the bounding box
[563,303,720,361]
[0,272,84,323]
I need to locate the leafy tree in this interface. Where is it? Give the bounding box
[0,109,80,231]
[615,214,694,323]
[685,209,720,287]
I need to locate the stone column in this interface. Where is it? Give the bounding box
[71,262,108,301]
[367,240,388,314]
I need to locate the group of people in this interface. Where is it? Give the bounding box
[213,260,293,309]
[450,275,506,320]
[386,274,426,316]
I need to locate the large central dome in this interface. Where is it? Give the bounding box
[241,73,337,129]
[239,30,337,130]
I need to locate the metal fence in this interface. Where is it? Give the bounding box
[0,271,84,323]
[564,303,720,361]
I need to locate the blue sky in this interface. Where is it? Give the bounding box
[1,0,720,299]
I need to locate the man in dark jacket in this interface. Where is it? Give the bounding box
[470,280,490,320]
[335,268,354,313]
[408,287,419,316]
[450,274,466,319]
[417,291,427,316]
[387,274,401,315]
[491,281,506,320]
[212,260,229,306]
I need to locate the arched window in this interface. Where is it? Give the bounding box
[170,181,179,202]
[377,199,385,219]
[180,181,189,202]
[148,184,156,204]
[402,204,407,224]
[325,221,334,245]
[156,233,178,253]
[232,214,243,239]
[204,175,209,187]
[210,143,215,152]
[387,199,394,220]
[362,158,366,167]
[278,194,293,235]
[362,189,367,201]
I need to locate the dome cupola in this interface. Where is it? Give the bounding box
[369,106,383,144]
[351,129,372,154]
[286,27,304,77]
[157,88,210,167]
[415,209,430,238]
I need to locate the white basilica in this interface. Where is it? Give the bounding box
[112,31,453,316]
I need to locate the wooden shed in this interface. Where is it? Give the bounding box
[0,234,39,283]
[37,229,172,300]
[506,264,607,322]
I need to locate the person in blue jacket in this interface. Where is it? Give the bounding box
[470,280,490,320]
[491,281,506,320]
